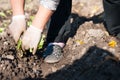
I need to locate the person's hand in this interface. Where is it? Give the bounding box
[8,15,26,43]
[21,25,43,54]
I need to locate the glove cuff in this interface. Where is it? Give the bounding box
[12,15,25,20]
[30,25,43,33]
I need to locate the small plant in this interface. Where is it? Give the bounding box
[17,34,46,57]
[0,28,5,33]
[0,12,6,18]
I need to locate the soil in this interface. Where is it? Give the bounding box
[1,0,120,80]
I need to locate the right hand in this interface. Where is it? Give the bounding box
[21,25,43,55]
[8,15,26,43]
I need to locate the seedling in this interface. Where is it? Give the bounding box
[38,34,46,49]
[0,28,4,33]
[0,12,6,18]
[17,34,46,57]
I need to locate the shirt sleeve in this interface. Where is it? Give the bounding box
[40,0,60,11]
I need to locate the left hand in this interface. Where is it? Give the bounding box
[21,25,42,54]
[8,15,26,43]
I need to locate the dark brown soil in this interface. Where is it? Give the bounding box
[1,0,120,80]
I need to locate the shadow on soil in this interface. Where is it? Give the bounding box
[24,45,120,80]
[68,12,104,38]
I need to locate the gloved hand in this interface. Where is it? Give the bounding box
[21,25,43,54]
[8,15,26,43]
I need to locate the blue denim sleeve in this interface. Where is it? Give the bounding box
[40,0,60,11]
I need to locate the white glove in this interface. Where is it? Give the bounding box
[21,25,43,54]
[8,15,26,43]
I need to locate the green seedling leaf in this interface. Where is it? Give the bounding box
[17,39,22,50]
[30,16,35,21]
[27,21,32,26]
[29,48,33,53]
[38,34,46,49]
[17,39,24,57]
[0,12,6,17]
[17,39,27,57]
[0,28,4,33]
